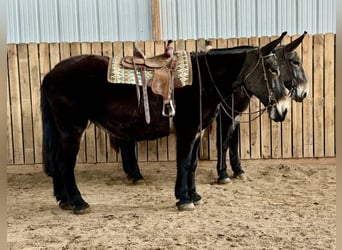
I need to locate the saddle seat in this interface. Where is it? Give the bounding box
[121,41,180,121]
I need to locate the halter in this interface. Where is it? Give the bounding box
[203,49,278,123]
[283,48,297,97]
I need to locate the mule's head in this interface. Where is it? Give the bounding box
[242,32,289,122]
[275,32,308,102]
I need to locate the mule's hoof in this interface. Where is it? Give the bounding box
[176,201,195,211]
[73,206,91,215]
[217,177,231,184]
[132,179,145,185]
[59,202,74,210]
[234,173,246,181]
[193,199,203,206]
[190,192,202,206]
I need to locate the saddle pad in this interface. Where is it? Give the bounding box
[107,50,192,86]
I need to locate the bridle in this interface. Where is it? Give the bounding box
[283,48,298,97]
[201,49,280,123]
[194,49,279,153]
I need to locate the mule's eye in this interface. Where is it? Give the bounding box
[269,67,279,76]
[291,60,300,66]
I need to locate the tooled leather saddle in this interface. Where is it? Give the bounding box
[121,40,182,124]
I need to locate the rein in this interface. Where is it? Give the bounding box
[202,49,274,123]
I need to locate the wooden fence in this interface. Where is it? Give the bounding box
[6,34,335,165]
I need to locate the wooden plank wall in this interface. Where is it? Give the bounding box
[6,34,336,165]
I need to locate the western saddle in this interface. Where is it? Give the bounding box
[121,40,180,124]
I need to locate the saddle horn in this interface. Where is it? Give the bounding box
[260,31,288,56]
[284,31,308,52]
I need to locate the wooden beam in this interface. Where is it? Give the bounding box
[151,0,161,40]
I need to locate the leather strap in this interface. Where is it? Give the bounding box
[141,66,151,124]
[132,60,140,105]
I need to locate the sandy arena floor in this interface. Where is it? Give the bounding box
[7,158,336,249]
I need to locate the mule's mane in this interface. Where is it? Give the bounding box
[206,46,257,55]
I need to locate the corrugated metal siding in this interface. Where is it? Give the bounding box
[160,0,336,39]
[161,0,336,39]
[7,0,152,43]
[7,0,335,43]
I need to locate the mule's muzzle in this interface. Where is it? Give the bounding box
[290,82,309,102]
[269,97,289,122]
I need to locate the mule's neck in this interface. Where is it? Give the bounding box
[191,51,247,106]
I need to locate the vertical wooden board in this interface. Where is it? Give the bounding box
[171,39,184,160]
[207,38,217,50]
[248,37,261,159]
[302,35,314,157]
[49,43,60,69]
[217,38,228,48]
[102,42,114,57]
[112,41,125,163]
[146,40,158,162]
[291,35,304,158]
[324,33,335,157]
[227,38,238,48]
[313,34,325,157]
[18,44,35,164]
[196,38,206,52]
[185,39,196,52]
[237,37,250,160]
[269,36,282,159]
[209,121,217,160]
[134,40,145,55]
[174,39,186,51]
[28,43,43,164]
[123,41,134,56]
[8,45,24,164]
[238,37,249,46]
[281,35,294,159]
[7,76,13,164]
[39,43,50,79]
[60,43,71,60]
[81,43,97,163]
[259,36,271,159]
[70,42,81,56]
[92,42,107,163]
[123,41,148,162]
[102,42,117,162]
[153,40,169,161]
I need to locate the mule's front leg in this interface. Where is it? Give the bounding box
[175,137,199,211]
[175,158,195,211]
[188,136,202,205]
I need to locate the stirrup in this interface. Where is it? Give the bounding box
[162,101,175,117]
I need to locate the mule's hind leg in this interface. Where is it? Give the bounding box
[56,128,91,213]
[216,112,231,183]
[119,140,144,184]
[228,123,245,179]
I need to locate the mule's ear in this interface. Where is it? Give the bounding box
[261,31,287,56]
[205,40,213,52]
[285,31,308,52]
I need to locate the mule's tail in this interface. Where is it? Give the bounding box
[40,85,59,177]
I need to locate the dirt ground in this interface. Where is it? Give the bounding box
[7,158,335,250]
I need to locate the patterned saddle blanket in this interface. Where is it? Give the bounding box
[107,50,192,87]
